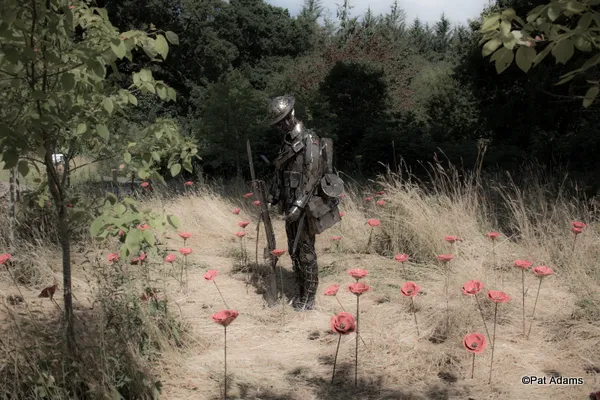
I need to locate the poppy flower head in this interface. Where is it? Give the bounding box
[164,254,176,263]
[68,5,75,9]
[376,200,385,206]
[236,231,246,238]
[204,269,218,281]
[394,253,409,263]
[463,333,487,354]
[462,280,484,295]
[324,284,340,296]
[339,194,345,199]
[271,249,286,257]
[252,200,260,206]
[367,219,380,227]
[487,290,510,303]
[571,221,586,229]
[179,232,192,239]
[571,227,583,235]
[108,253,119,263]
[331,236,342,241]
[232,208,241,215]
[514,259,532,270]
[179,247,192,256]
[330,312,356,335]
[348,268,368,280]
[237,221,250,228]
[444,236,461,243]
[137,224,149,231]
[376,191,385,195]
[211,310,239,327]
[339,211,345,217]
[486,232,500,240]
[66,204,73,208]
[437,254,453,263]
[140,182,149,188]
[118,229,124,236]
[184,181,193,186]
[348,282,370,296]
[365,196,373,202]
[400,282,420,297]
[243,192,254,198]
[532,265,554,277]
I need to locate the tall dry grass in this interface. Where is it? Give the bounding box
[0,158,598,399]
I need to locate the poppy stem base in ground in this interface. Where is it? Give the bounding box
[331,334,342,384]
[355,296,360,389]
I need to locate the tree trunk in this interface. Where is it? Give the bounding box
[44,152,76,355]
[8,168,16,250]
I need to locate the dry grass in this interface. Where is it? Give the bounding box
[1,162,599,399]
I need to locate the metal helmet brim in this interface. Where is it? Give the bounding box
[267,95,295,126]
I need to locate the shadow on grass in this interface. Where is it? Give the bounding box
[232,260,297,307]
[218,360,460,400]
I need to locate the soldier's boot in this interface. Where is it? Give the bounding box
[296,252,318,312]
[290,259,305,307]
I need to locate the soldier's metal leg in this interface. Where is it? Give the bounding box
[297,228,318,311]
[285,219,304,306]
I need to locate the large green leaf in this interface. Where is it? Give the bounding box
[515,46,537,73]
[165,31,179,45]
[125,227,143,253]
[583,85,599,108]
[97,124,109,141]
[170,163,181,177]
[155,34,169,59]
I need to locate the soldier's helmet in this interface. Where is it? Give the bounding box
[267,95,295,126]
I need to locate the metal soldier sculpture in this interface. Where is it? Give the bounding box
[266,95,344,311]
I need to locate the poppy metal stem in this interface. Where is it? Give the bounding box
[474,294,491,343]
[355,295,360,389]
[366,227,373,252]
[331,334,342,384]
[521,269,526,337]
[335,297,367,347]
[213,281,229,309]
[526,278,543,340]
[471,353,475,379]
[411,297,420,337]
[488,303,498,384]
[224,326,228,400]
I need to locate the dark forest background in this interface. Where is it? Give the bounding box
[99,0,600,196]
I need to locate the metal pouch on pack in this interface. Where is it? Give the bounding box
[306,174,345,235]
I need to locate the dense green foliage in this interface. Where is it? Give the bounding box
[93,0,599,195]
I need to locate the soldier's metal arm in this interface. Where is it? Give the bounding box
[267,169,282,206]
[286,136,322,221]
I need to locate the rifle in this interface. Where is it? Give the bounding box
[247,140,279,306]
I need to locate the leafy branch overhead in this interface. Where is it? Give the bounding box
[479,1,600,107]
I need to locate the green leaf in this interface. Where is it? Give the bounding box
[103,97,114,114]
[574,35,592,52]
[515,46,537,72]
[578,12,593,30]
[124,152,131,164]
[61,73,75,91]
[128,93,138,105]
[183,158,193,173]
[106,192,118,205]
[155,34,169,59]
[111,40,126,59]
[77,123,87,134]
[165,31,179,45]
[552,38,575,64]
[2,151,18,169]
[554,74,575,85]
[167,214,181,229]
[151,152,161,162]
[481,16,500,32]
[583,85,599,108]
[139,69,152,82]
[114,204,127,215]
[170,163,181,177]
[495,47,514,73]
[143,229,155,246]
[90,217,105,237]
[565,1,586,13]
[17,160,29,177]
[500,21,511,37]
[97,124,109,141]
[167,87,176,101]
[482,38,502,57]
[125,228,142,253]
[548,2,562,20]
